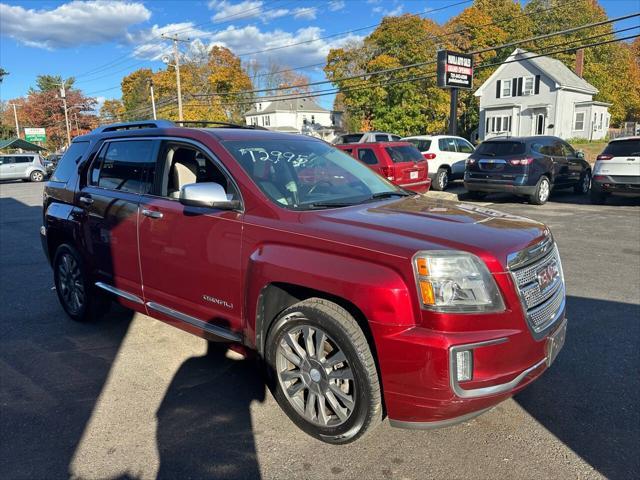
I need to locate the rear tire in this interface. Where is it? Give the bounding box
[265,298,382,444]
[529,176,551,205]
[53,244,108,322]
[432,168,449,191]
[30,170,44,182]
[574,170,591,194]
[590,189,608,205]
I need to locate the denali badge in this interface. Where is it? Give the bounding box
[536,261,559,292]
[202,295,234,309]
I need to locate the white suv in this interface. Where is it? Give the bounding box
[401,135,475,190]
[591,137,640,204]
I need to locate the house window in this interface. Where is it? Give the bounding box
[599,113,603,129]
[258,103,262,111]
[265,115,270,127]
[502,79,512,98]
[486,115,512,134]
[574,112,585,131]
[523,76,535,95]
[605,116,610,128]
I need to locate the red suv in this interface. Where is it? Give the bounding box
[41,121,567,444]
[336,142,430,193]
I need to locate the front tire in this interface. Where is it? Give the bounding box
[529,176,551,205]
[30,170,44,182]
[53,244,107,322]
[265,298,382,444]
[432,168,449,191]
[574,170,591,194]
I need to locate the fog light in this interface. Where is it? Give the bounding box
[456,350,473,382]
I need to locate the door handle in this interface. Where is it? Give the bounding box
[78,195,93,205]
[142,209,163,219]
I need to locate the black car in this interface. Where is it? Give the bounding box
[464,136,591,205]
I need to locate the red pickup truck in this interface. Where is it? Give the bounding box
[41,121,567,444]
[336,142,431,193]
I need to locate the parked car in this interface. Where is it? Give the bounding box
[336,142,430,193]
[332,132,401,144]
[402,135,475,191]
[590,136,640,204]
[45,153,63,174]
[0,153,47,182]
[42,120,567,444]
[464,136,591,205]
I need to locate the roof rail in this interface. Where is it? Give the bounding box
[91,120,175,134]
[177,120,267,130]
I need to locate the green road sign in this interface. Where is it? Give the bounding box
[24,127,46,142]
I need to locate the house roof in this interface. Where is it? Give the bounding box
[245,97,329,116]
[0,137,46,152]
[475,48,598,97]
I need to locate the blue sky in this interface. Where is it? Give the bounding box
[1,0,638,111]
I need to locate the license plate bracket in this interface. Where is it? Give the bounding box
[410,171,419,180]
[546,319,567,367]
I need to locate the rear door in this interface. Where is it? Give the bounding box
[550,139,570,185]
[598,138,640,177]
[356,147,383,176]
[79,138,158,307]
[13,155,33,178]
[560,141,583,185]
[384,145,427,185]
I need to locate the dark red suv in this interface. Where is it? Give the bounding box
[336,142,430,193]
[41,121,567,444]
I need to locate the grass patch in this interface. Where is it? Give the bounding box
[570,141,607,163]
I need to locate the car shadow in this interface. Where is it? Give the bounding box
[515,295,640,479]
[155,342,266,479]
[457,188,640,206]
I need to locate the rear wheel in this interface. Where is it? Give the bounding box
[433,168,449,191]
[30,170,44,182]
[265,298,382,444]
[590,188,608,205]
[529,176,551,205]
[574,170,591,194]
[53,244,108,322]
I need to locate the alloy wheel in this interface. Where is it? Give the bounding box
[57,253,85,315]
[275,324,356,427]
[539,179,550,203]
[582,173,591,193]
[32,172,44,182]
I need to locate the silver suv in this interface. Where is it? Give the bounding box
[0,154,47,182]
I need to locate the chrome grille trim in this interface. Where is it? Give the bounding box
[508,239,566,339]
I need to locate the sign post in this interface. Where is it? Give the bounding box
[24,127,46,143]
[437,50,474,136]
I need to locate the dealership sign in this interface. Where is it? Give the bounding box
[437,50,474,89]
[24,127,46,142]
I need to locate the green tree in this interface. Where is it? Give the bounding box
[121,68,153,120]
[0,68,8,84]
[99,99,125,122]
[30,74,75,93]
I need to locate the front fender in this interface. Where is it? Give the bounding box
[244,244,417,348]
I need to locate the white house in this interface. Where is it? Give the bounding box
[474,48,611,141]
[244,97,334,138]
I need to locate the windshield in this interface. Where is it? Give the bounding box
[223,138,404,210]
[603,139,640,157]
[475,141,525,156]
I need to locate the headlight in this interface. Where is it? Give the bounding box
[412,250,505,313]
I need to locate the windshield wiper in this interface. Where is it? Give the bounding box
[306,201,356,209]
[365,191,413,202]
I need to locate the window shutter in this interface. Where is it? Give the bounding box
[496,80,501,98]
[512,78,517,96]
[534,75,541,94]
[486,117,490,133]
[517,77,523,96]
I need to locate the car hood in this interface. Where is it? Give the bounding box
[307,195,549,271]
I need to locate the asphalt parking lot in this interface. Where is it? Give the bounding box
[1,181,638,480]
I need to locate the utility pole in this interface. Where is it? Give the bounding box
[73,112,80,135]
[448,87,458,136]
[161,34,190,123]
[148,79,157,120]
[9,103,20,138]
[59,82,71,146]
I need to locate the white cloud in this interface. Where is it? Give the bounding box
[127,22,213,60]
[373,3,404,16]
[329,1,346,11]
[293,7,317,20]
[0,1,151,49]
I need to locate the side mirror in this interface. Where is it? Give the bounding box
[576,150,585,159]
[179,182,240,210]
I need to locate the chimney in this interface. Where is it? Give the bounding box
[575,49,584,78]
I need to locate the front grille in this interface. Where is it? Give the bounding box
[509,240,565,337]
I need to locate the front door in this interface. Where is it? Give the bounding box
[137,141,244,339]
[79,139,158,307]
[535,114,546,135]
[0,156,15,179]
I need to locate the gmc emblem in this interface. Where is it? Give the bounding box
[536,261,559,291]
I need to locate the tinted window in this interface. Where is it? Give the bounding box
[51,141,89,183]
[223,139,399,210]
[455,138,474,154]
[375,134,389,142]
[560,142,576,157]
[602,139,640,157]
[14,156,33,163]
[475,141,526,156]
[358,148,379,165]
[93,140,155,194]
[391,135,401,141]
[406,139,432,152]
[338,134,364,144]
[342,148,353,156]
[439,138,457,152]
[0,156,15,164]
[385,146,424,163]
